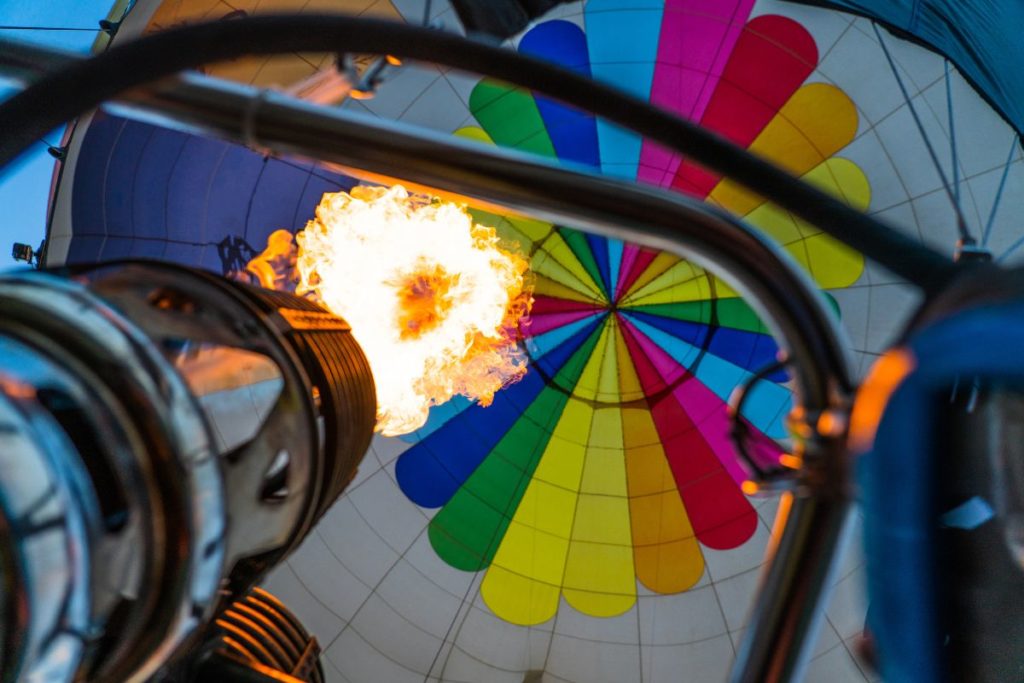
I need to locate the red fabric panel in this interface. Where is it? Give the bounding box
[619,318,756,550]
[671,15,818,198]
[615,248,660,301]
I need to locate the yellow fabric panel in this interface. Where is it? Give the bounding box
[709,83,859,216]
[633,535,705,594]
[571,489,631,543]
[613,322,646,404]
[537,233,607,301]
[579,410,625,495]
[492,219,535,255]
[531,429,588,490]
[744,158,869,289]
[508,215,554,243]
[562,538,636,617]
[511,475,581,539]
[481,565,562,626]
[622,266,712,307]
[491,510,571,586]
[801,156,871,214]
[622,407,704,593]
[483,398,593,625]
[534,274,602,304]
[620,258,707,306]
[743,201,804,246]
[595,318,621,403]
[570,323,611,402]
[588,406,623,449]
[563,405,634,616]
[455,125,493,144]
[532,248,607,301]
[804,232,865,288]
[712,276,740,300]
[621,251,680,297]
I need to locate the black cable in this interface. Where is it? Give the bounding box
[0,14,959,292]
[0,26,98,31]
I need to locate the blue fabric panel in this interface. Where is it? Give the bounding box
[584,0,664,178]
[165,135,229,247]
[525,313,603,361]
[399,395,475,445]
[518,21,601,168]
[66,236,103,265]
[796,0,1024,134]
[129,238,165,259]
[198,245,223,273]
[295,171,356,227]
[625,310,710,347]
[245,159,311,247]
[585,233,613,297]
[627,309,785,379]
[64,113,359,268]
[70,111,124,252]
[624,314,789,436]
[530,314,605,380]
[607,239,624,298]
[395,368,547,508]
[396,315,603,508]
[204,144,266,246]
[162,243,205,268]
[103,120,154,240]
[100,236,133,260]
[132,128,188,246]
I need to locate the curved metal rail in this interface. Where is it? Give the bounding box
[0,28,860,682]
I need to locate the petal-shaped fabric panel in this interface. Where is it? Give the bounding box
[638,0,756,186]
[671,14,818,197]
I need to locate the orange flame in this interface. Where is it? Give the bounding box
[290,185,532,436]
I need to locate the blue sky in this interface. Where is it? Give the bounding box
[0,0,117,268]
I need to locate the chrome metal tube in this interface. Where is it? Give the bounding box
[1,41,855,682]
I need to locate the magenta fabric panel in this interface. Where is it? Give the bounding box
[637,0,756,187]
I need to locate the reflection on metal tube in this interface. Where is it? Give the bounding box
[0,262,375,682]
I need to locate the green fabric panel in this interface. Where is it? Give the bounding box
[629,291,840,336]
[559,229,608,299]
[627,298,768,334]
[469,79,556,158]
[428,323,603,571]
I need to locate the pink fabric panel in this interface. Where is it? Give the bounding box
[638,0,756,187]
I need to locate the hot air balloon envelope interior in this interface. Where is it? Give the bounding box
[2,0,1024,681]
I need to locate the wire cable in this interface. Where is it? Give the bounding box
[945,61,960,209]
[874,22,972,243]
[983,136,1020,247]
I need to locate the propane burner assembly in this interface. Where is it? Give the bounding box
[0,262,376,682]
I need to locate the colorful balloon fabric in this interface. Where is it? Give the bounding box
[394,1,869,625]
[43,0,1024,679]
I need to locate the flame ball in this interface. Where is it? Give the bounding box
[295,185,533,436]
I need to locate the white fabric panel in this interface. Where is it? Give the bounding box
[637,588,729,646]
